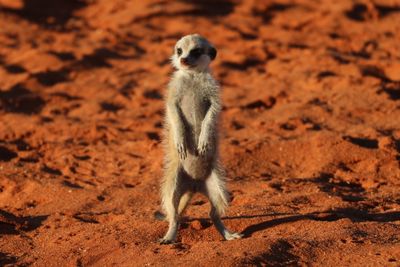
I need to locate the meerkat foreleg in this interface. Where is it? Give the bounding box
[167,103,187,160]
[198,99,220,155]
[204,169,243,240]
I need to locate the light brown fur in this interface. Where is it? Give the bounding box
[158,34,242,244]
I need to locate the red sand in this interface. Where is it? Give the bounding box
[0,0,400,266]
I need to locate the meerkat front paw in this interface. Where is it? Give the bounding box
[197,138,209,156]
[176,141,187,160]
[174,132,187,160]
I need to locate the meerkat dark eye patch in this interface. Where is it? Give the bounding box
[177,48,182,56]
[189,48,204,58]
[209,47,217,60]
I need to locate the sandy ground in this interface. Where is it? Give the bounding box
[0,0,400,266]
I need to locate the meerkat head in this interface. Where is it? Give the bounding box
[171,34,217,72]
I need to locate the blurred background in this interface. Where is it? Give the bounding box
[0,0,400,266]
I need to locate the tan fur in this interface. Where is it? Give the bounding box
[158,34,242,244]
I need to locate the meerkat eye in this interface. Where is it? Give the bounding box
[177,48,182,56]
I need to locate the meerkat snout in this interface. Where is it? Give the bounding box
[180,57,189,66]
[171,34,217,71]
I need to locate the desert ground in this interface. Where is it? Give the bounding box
[0,0,400,266]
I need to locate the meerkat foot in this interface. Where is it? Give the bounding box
[159,226,178,245]
[159,237,176,245]
[159,223,178,244]
[223,231,243,240]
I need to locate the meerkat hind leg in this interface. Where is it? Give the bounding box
[160,192,182,244]
[205,169,243,241]
[160,168,184,244]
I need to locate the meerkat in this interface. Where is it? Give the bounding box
[158,34,242,244]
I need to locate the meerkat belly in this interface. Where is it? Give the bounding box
[180,91,213,179]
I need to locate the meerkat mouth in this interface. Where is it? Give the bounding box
[180,58,196,68]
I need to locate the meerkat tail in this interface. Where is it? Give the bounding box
[154,211,167,221]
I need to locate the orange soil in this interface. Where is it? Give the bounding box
[0,0,400,266]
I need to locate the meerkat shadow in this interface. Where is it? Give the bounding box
[154,210,299,238]
[240,214,308,238]
[241,208,400,238]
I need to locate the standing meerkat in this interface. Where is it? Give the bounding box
[158,34,242,244]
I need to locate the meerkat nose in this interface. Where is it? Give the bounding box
[180,58,188,64]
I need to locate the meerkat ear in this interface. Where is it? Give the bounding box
[209,47,217,60]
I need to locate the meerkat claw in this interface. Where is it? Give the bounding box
[198,146,207,156]
[177,143,186,160]
[159,238,175,245]
[197,140,209,156]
